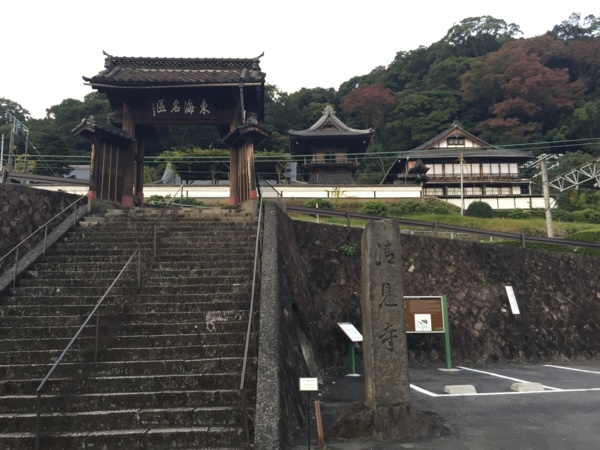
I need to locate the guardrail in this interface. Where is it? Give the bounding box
[34,185,184,450]
[285,205,600,251]
[0,194,88,286]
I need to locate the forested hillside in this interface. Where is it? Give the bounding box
[1,13,599,180]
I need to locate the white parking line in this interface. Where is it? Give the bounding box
[410,385,600,397]
[544,365,600,375]
[456,366,561,391]
[410,384,439,397]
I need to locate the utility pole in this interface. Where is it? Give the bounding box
[459,153,465,216]
[540,158,554,238]
[7,121,15,171]
[2,105,29,174]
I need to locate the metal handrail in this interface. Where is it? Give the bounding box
[34,185,184,449]
[0,194,88,285]
[285,205,600,251]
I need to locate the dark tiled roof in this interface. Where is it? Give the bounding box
[223,115,271,147]
[289,105,373,138]
[416,119,489,150]
[71,116,134,141]
[84,52,266,87]
[398,147,533,159]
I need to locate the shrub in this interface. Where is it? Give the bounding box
[147,195,166,203]
[303,199,333,210]
[465,201,494,218]
[173,197,205,207]
[360,201,388,216]
[572,209,600,224]
[567,228,600,243]
[424,197,460,214]
[338,243,357,256]
[433,206,451,215]
[506,209,528,219]
[388,200,430,215]
[552,209,574,222]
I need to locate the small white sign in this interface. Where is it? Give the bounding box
[505,286,520,315]
[299,377,319,392]
[337,322,363,342]
[414,314,432,332]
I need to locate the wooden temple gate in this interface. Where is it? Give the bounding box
[76,52,268,207]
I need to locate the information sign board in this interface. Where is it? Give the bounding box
[337,322,363,342]
[299,378,319,392]
[505,286,520,315]
[404,296,444,333]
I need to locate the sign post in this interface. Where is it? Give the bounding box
[404,295,452,369]
[300,378,319,450]
[337,322,363,376]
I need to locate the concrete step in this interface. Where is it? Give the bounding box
[1,389,254,414]
[17,274,250,288]
[2,301,251,317]
[0,342,251,365]
[0,309,250,328]
[36,253,254,265]
[9,283,251,297]
[1,405,250,433]
[0,356,255,379]
[0,425,247,449]
[31,260,254,272]
[0,320,249,339]
[3,330,250,351]
[68,229,257,239]
[0,292,250,306]
[1,372,254,396]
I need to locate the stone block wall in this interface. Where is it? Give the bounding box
[288,220,600,367]
[0,185,82,273]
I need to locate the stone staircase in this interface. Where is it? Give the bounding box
[0,208,259,449]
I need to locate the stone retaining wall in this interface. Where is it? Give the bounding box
[0,185,81,273]
[288,219,600,368]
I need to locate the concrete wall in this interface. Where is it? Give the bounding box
[31,185,549,210]
[254,205,311,449]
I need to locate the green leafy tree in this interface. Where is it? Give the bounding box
[443,16,522,57]
[548,13,600,41]
[155,148,230,184]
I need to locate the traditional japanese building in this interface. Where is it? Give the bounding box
[81,52,268,207]
[381,120,534,197]
[289,105,373,184]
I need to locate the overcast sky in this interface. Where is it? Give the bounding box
[1,0,596,119]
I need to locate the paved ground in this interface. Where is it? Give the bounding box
[290,361,600,449]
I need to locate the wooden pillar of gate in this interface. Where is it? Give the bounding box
[229,140,257,205]
[230,147,240,206]
[135,140,145,207]
[120,103,136,208]
[88,140,98,202]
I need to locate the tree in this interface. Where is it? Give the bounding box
[548,13,600,41]
[443,16,522,57]
[340,82,395,129]
[461,36,586,141]
[154,148,230,184]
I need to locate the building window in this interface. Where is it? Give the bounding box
[447,136,465,146]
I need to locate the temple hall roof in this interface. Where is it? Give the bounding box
[289,105,374,138]
[84,51,266,87]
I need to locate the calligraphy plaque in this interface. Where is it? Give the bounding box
[361,219,410,409]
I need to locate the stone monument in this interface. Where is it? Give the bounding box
[327,219,449,442]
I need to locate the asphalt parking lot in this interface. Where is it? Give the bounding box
[292,362,600,450]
